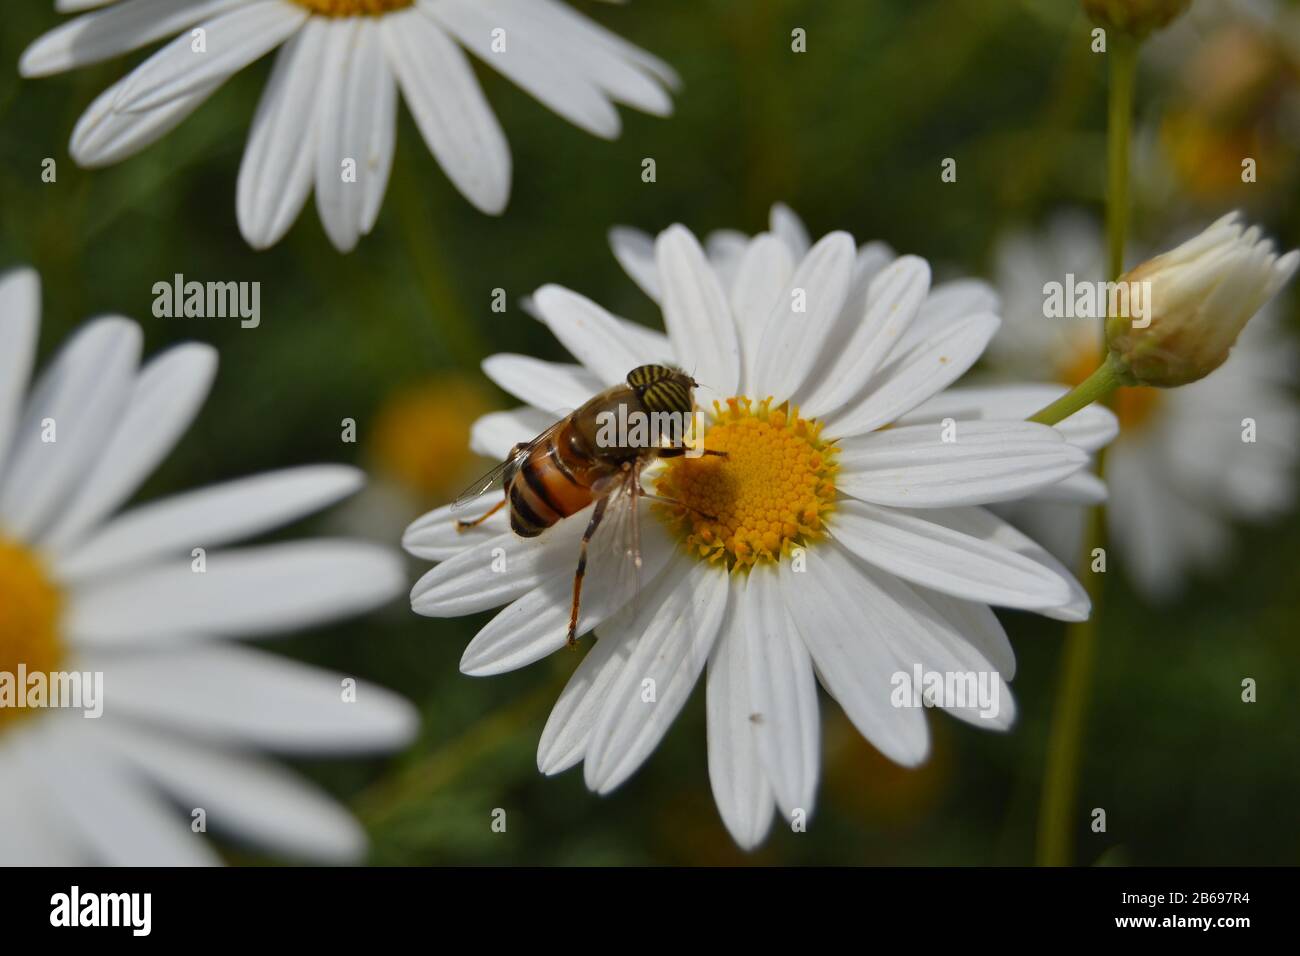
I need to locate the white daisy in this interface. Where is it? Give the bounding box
[0,267,416,865]
[989,213,1299,597]
[20,0,678,252]
[404,207,1116,848]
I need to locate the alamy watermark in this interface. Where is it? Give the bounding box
[153,273,260,328]
[0,666,103,718]
[1043,273,1153,328]
[594,407,708,458]
[890,664,1001,719]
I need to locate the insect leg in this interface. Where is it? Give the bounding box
[639,490,718,523]
[656,447,728,459]
[455,496,506,532]
[568,494,611,648]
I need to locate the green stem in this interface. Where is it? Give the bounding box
[1036,478,1108,866]
[1027,355,1125,426]
[1034,31,1139,868]
[1105,36,1138,284]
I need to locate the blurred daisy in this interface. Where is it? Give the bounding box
[0,268,415,865]
[332,375,495,549]
[406,210,1114,848]
[20,0,677,252]
[989,213,1299,597]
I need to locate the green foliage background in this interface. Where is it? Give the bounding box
[1,0,1297,865]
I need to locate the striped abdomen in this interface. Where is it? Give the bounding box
[507,424,605,538]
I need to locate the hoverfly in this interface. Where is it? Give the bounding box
[453,364,724,646]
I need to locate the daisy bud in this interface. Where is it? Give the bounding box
[1082,0,1190,38]
[1105,212,1299,387]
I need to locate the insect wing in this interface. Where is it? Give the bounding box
[450,457,516,512]
[450,416,568,512]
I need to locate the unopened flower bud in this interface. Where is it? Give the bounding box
[1083,0,1191,39]
[1106,212,1298,387]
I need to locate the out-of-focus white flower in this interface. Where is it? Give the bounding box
[989,214,1300,598]
[0,267,415,864]
[20,0,677,251]
[405,205,1113,849]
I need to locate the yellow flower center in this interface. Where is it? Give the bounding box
[655,397,838,569]
[1060,347,1161,432]
[290,0,413,15]
[0,537,64,734]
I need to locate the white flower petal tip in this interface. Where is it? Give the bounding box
[654,224,740,396]
[837,420,1090,509]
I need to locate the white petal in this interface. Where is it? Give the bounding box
[1030,468,1107,504]
[752,231,856,403]
[470,406,553,459]
[917,506,1091,622]
[20,0,249,77]
[900,384,1119,453]
[526,0,680,89]
[84,642,418,753]
[382,7,510,214]
[20,718,220,865]
[705,229,749,287]
[236,18,328,249]
[841,560,1017,731]
[826,311,1000,437]
[0,268,41,475]
[800,256,931,419]
[531,284,644,385]
[42,343,217,556]
[0,317,140,541]
[609,226,661,302]
[729,234,794,392]
[460,502,676,675]
[403,501,510,561]
[411,509,590,616]
[655,225,740,396]
[102,721,365,863]
[913,585,1016,679]
[836,420,1088,508]
[743,564,818,818]
[54,465,364,583]
[584,562,728,793]
[112,0,306,112]
[537,622,636,775]
[897,279,1002,355]
[315,18,397,251]
[499,0,677,112]
[707,601,776,849]
[482,353,602,414]
[72,74,222,167]
[0,736,87,865]
[769,202,810,259]
[830,498,1073,610]
[66,539,403,645]
[424,0,621,138]
[780,546,929,766]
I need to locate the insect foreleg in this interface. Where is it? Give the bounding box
[455,496,507,532]
[568,495,611,648]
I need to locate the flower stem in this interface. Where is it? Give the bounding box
[1034,31,1139,868]
[1105,35,1138,284]
[1026,355,1125,426]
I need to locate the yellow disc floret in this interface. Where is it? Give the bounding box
[0,537,64,733]
[290,0,413,16]
[655,397,838,570]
